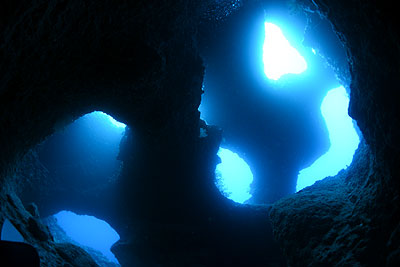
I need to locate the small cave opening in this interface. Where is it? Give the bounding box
[199,1,362,204]
[18,111,126,266]
[296,85,360,191]
[1,219,24,243]
[215,147,253,203]
[263,22,307,80]
[0,1,398,266]
[46,210,120,265]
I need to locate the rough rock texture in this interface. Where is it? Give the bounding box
[271,141,378,266]
[0,1,285,266]
[44,216,119,267]
[0,185,98,266]
[1,0,400,266]
[269,0,400,266]
[198,0,340,204]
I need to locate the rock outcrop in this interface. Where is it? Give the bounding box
[269,0,400,266]
[0,186,98,266]
[0,1,284,266]
[1,0,400,266]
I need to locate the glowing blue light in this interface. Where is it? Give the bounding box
[216,148,253,203]
[312,48,317,55]
[263,22,307,80]
[296,86,360,191]
[54,211,120,263]
[96,112,126,128]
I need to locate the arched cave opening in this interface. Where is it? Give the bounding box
[199,0,361,204]
[215,147,253,203]
[47,210,120,265]
[1,1,400,266]
[19,111,126,266]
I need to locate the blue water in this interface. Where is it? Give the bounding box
[1,219,24,242]
[86,111,126,131]
[99,112,126,129]
[39,110,126,200]
[262,23,359,191]
[215,148,253,203]
[54,211,120,263]
[43,111,125,264]
[296,86,360,191]
[213,21,359,201]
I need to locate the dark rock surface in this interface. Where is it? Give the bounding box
[269,0,400,266]
[0,1,284,266]
[1,0,400,266]
[0,240,40,267]
[0,186,99,266]
[271,140,399,266]
[44,216,119,267]
[54,243,98,267]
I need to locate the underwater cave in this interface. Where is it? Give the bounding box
[35,111,124,266]
[201,3,360,205]
[1,0,400,266]
[3,110,126,266]
[51,210,120,265]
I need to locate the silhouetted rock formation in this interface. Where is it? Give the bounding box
[1,0,400,266]
[44,216,119,267]
[0,189,98,266]
[269,0,400,266]
[0,240,40,267]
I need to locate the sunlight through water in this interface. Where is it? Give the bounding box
[216,148,253,203]
[1,219,24,242]
[96,111,126,128]
[296,86,360,191]
[263,22,307,80]
[54,211,120,263]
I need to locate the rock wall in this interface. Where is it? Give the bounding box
[270,0,400,266]
[0,1,285,266]
[0,184,99,266]
[1,0,400,266]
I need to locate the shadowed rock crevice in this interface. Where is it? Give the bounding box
[1,1,285,266]
[269,0,400,266]
[1,0,400,266]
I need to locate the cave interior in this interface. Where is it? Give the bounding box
[1,0,400,266]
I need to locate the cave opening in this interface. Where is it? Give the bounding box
[24,111,126,266]
[0,1,398,266]
[263,22,307,80]
[296,85,360,191]
[1,219,24,243]
[48,210,120,264]
[36,111,126,188]
[262,21,360,192]
[215,147,253,203]
[199,2,362,204]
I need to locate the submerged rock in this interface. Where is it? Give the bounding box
[54,243,98,267]
[0,0,400,266]
[0,240,40,267]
